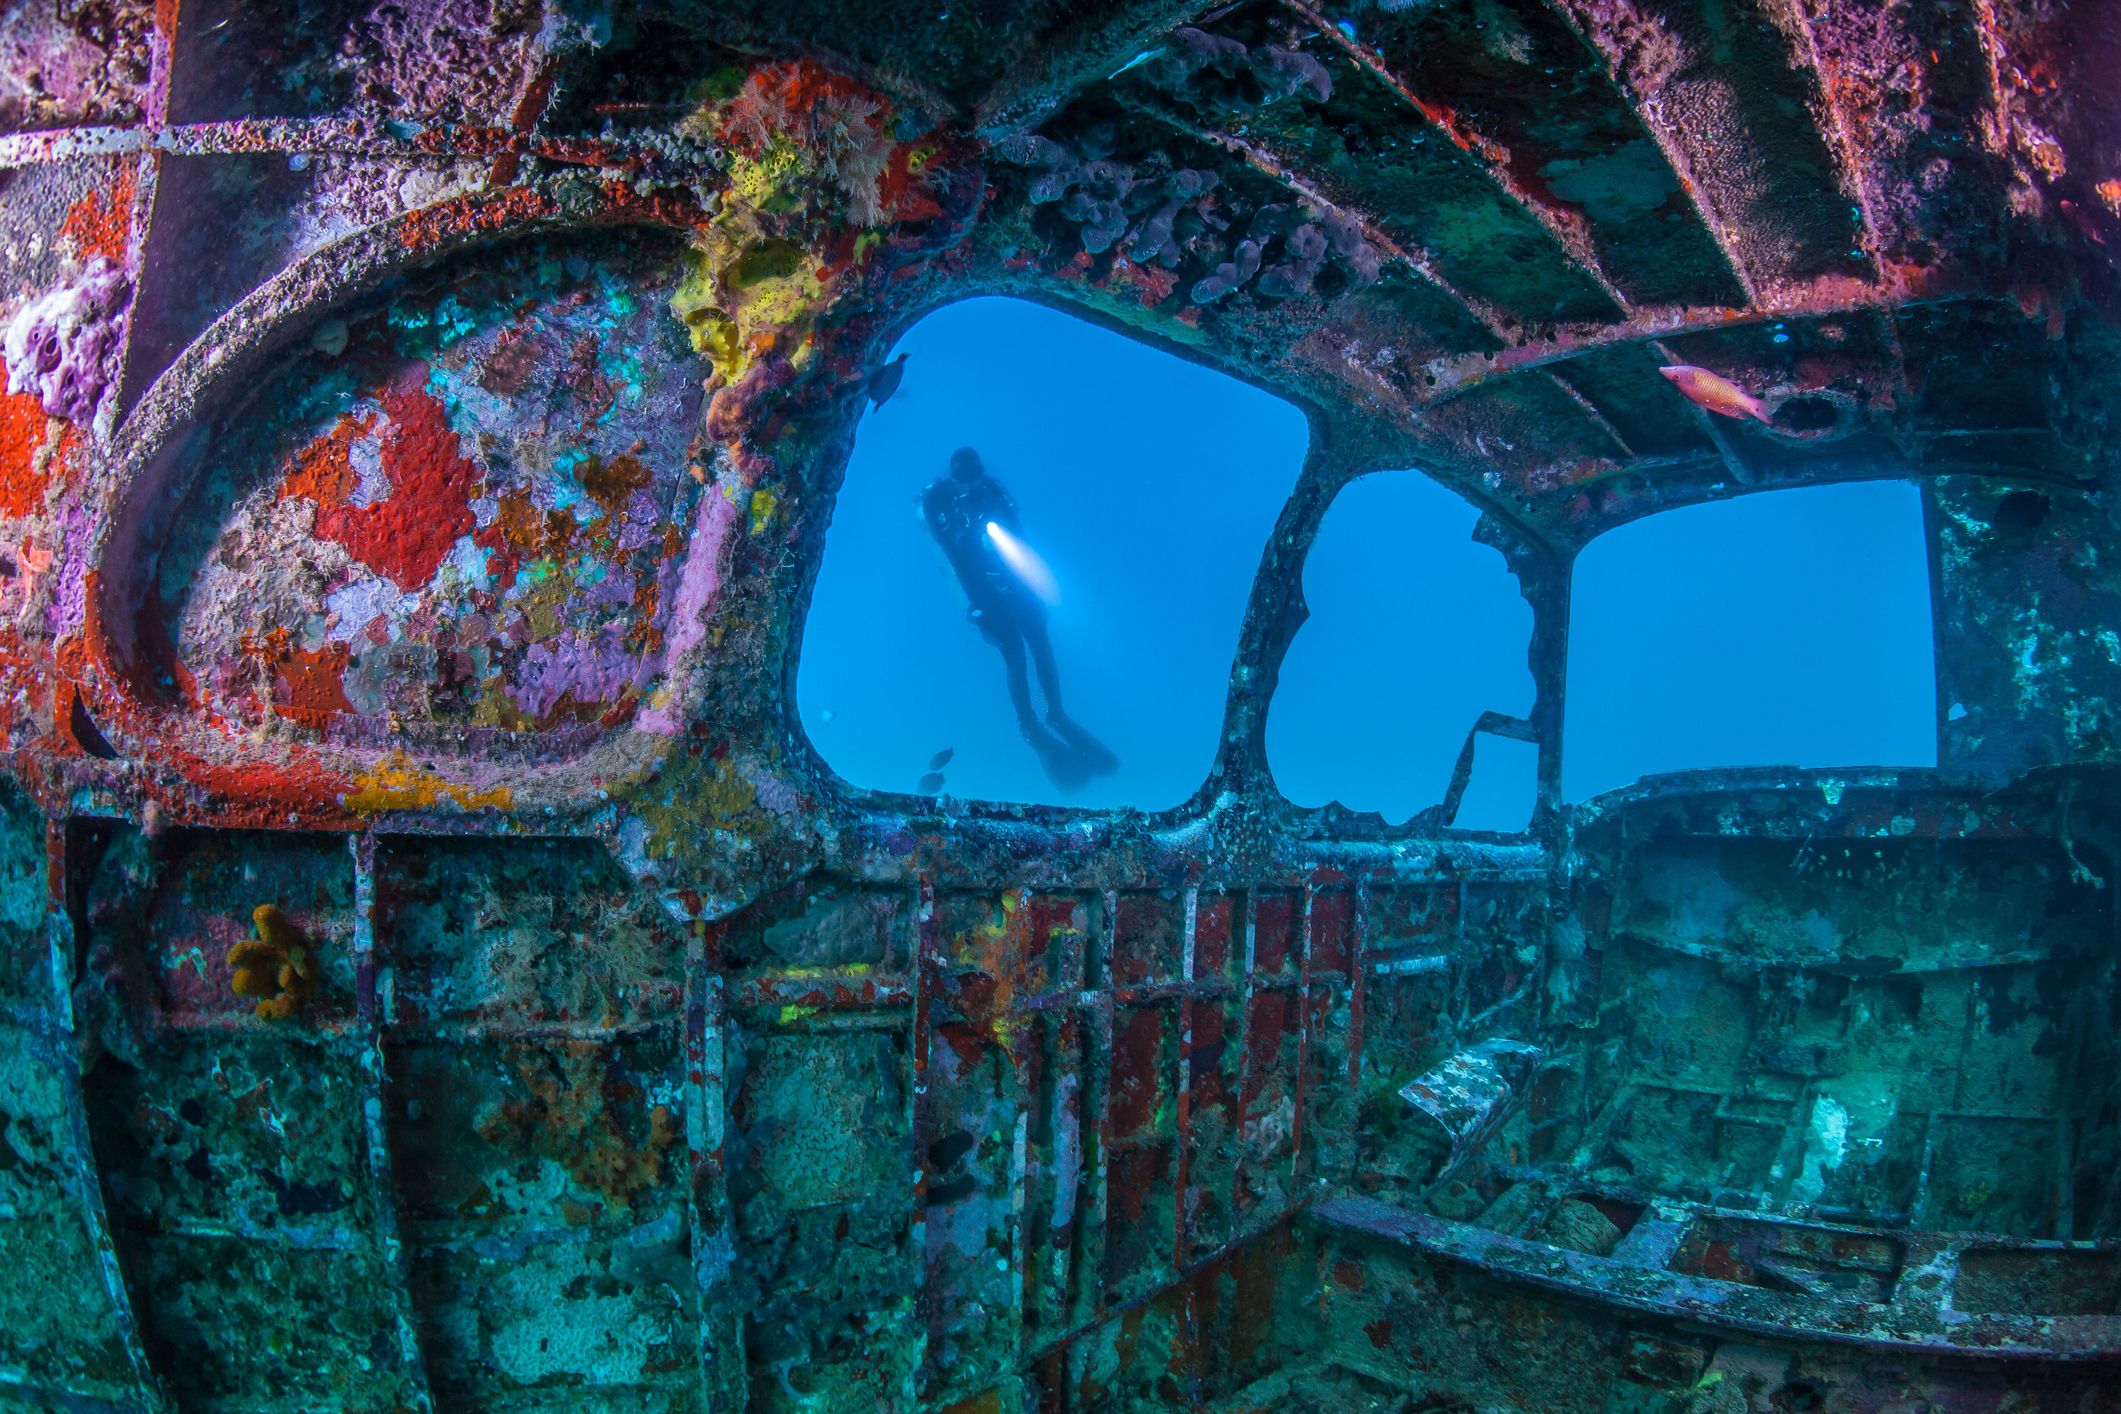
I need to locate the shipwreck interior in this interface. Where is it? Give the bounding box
[1,0,2119,1410]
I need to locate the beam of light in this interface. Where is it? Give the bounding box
[985,520,1061,605]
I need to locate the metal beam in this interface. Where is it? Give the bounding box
[1283,0,1636,319]
[1539,0,1763,305]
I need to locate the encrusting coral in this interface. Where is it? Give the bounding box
[226,904,318,1021]
[665,59,982,485]
[2,255,131,426]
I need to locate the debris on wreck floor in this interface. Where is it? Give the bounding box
[1,0,2119,1410]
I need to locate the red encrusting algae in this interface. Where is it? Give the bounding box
[60,168,136,264]
[284,380,482,591]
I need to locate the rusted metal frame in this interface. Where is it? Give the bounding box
[387,1016,673,1043]
[2053,981,2084,1238]
[1078,890,1118,1327]
[909,875,942,1401]
[1281,0,1634,317]
[973,977,1242,1013]
[0,117,491,170]
[1001,888,1037,1375]
[1758,0,1887,271]
[1021,1206,1311,1369]
[726,972,917,1011]
[348,833,437,1413]
[1344,879,1370,1129]
[1170,885,1201,1400]
[2091,929,2121,1239]
[1197,888,1255,1397]
[1544,369,1637,458]
[1415,288,1974,402]
[1536,0,1763,306]
[147,0,178,129]
[1317,1193,2121,1358]
[728,968,1230,1024]
[1043,895,1093,1349]
[1007,1094,1034,1375]
[150,1011,359,1042]
[111,4,175,418]
[41,820,171,1412]
[1649,337,1758,486]
[975,0,1217,136]
[133,1215,371,1248]
[1967,1,2014,174]
[1438,710,1541,830]
[687,915,746,1411]
[1289,880,1315,1192]
[1173,119,1518,343]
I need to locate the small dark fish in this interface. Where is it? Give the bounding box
[867,352,909,409]
[70,695,119,760]
[928,747,955,771]
[917,771,946,794]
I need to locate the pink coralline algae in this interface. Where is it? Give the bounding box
[2,257,131,425]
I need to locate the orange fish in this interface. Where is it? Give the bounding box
[1658,364,1771,423]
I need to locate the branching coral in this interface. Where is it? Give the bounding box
[226,905,318,1021]
[2,256,130,426]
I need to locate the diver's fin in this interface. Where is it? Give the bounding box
[1047,713,1119,778]
[1030,734,1093,791]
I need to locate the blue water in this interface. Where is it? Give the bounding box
[1267,470,1536,828]
[1564,479,1938,800]
[798,296,1307,809]
[799,297,1939,819]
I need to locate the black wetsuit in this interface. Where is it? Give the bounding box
[922,469,1065,740]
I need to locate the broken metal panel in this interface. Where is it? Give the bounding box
[1316,1194,2121,1391]
[1395,1038,1546,1163]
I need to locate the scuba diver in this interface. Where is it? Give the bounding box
[923,447,1118,789]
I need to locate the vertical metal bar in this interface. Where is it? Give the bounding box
[1050,892,1089,1340]
[1346,879,1370,1100]
[44,819,169,1411]
[1172,885,1198,1270]
[1080,890,1117,1325]
[1450,878,1471,1047]
[1005,889,1035,1368]
[688,915,744,1410]
[113,0,173,412]
[348,833,436,1411]
[1290,881,1315,1192]
[1172,885,1200,1402]
[1229,891,1256,1231]
[909,875,941,1400]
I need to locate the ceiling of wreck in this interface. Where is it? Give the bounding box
[640,0,2121,545]
[2,2,2120,1411]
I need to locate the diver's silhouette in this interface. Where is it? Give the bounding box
[923,447,1117,789]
